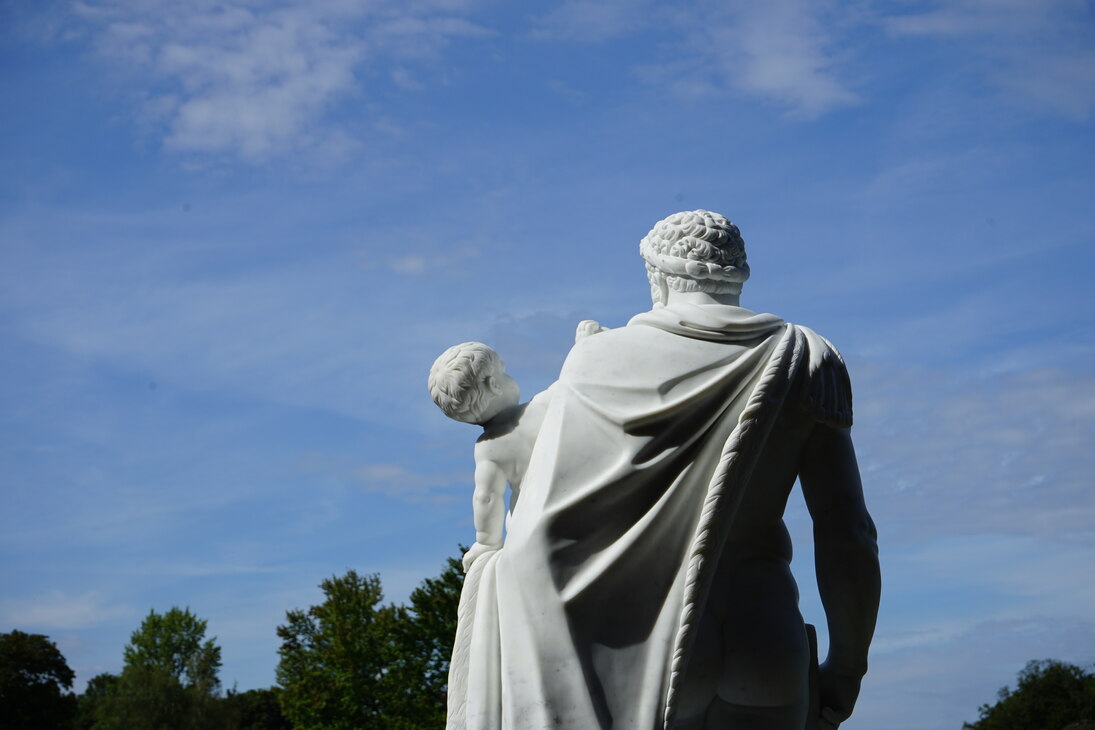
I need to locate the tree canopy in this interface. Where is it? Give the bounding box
[222,686,292,730]
[75,673,118,730]
[91,606,228,730]
[123,606,222,690]
[0,629,77,730]
[964,659,1095,730]
[402,555,463,713]
[59,557,462,730]
[276,556,462,729]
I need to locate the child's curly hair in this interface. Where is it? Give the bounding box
[428,342,504,424]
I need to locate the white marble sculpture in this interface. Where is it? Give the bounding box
[430,210,880,730]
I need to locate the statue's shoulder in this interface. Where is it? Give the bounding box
[790,324,853,428]
[561,324,651,377]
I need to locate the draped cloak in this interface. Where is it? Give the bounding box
[447,303,852,730]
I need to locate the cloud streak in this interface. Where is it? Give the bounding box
[885,0,1095,121]
[68,0,491,162]
[0,205,480,425]
[852,360,1095,545]
[533,0,859,116]
[860,613,1095,730]
[530,0,656,42]
[0,590,129,630]
[682,0,859,117]
[531,0,1095,121]
[356,462,466,504]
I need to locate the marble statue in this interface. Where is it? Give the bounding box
[430,210,880,730]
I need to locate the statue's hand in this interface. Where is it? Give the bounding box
[462,541,501,572]
[816,662,862,728]
[575,320,606,342]
[817,706,843,729]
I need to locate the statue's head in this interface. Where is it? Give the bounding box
[428,342,519,425]
[640,209,750,306]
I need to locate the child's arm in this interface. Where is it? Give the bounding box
[463,455,508,572]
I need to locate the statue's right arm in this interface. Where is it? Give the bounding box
[799,423,880,722]
[472,457,507,547]
[463,457,508,572]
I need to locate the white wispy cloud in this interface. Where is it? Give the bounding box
[530,0,1095,121]
[862,621,1095,730]
[0,590,130,630]
[378,245,481,276]
[66,0,491,162]
[687,0,860,117]
[0,210,461,426]
[885,0,1072,38]
[356,462,466,503]
[885,0,1095,121]
[530,0,656,42]
[632,0,861,117]
[851,361,1095,544]
[526,0,860,116]
[669,0,1095,121]
[859,614,1095,730]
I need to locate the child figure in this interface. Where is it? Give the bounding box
[428,323,606,572]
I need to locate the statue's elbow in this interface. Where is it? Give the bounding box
[816,513,878,557]
[858,514,879,554]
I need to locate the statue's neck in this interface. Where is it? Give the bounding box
[665,290,741,307]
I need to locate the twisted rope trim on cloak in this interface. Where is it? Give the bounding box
[446,556,487,730]
[662,324,805,728]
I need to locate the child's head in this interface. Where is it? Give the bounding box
[428,342,519,425]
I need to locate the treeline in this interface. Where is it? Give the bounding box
[1,556,461,730]
[8,553,1094,730]
[963,659,1095,730]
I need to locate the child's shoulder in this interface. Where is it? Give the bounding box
[474,428,521,475]
[475,409,520,447]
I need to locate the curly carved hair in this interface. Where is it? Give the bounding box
[427,342,504,424]
[640,209,750,304]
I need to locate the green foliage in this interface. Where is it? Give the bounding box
[275,569,392,729]
[92,606,228,730]
[222,686,291,730]
[394,555,464,725]
[92,664,229,730]
[963,659,1095,730]
[74,673,117,730]
[276,556,463,730]
[124,606,222,691]
[0,629,76,730]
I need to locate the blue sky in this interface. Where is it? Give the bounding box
[2,1,1094,727]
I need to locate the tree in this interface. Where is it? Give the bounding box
[964,659,1095,730]
[123,606,222,692]
[276,569,392,729]
[222,686,291,730]
[93,606,227,730]
[276,556,463,729]
[0,629,77,730]
[384,555,463,727]
[74,673,117,730]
